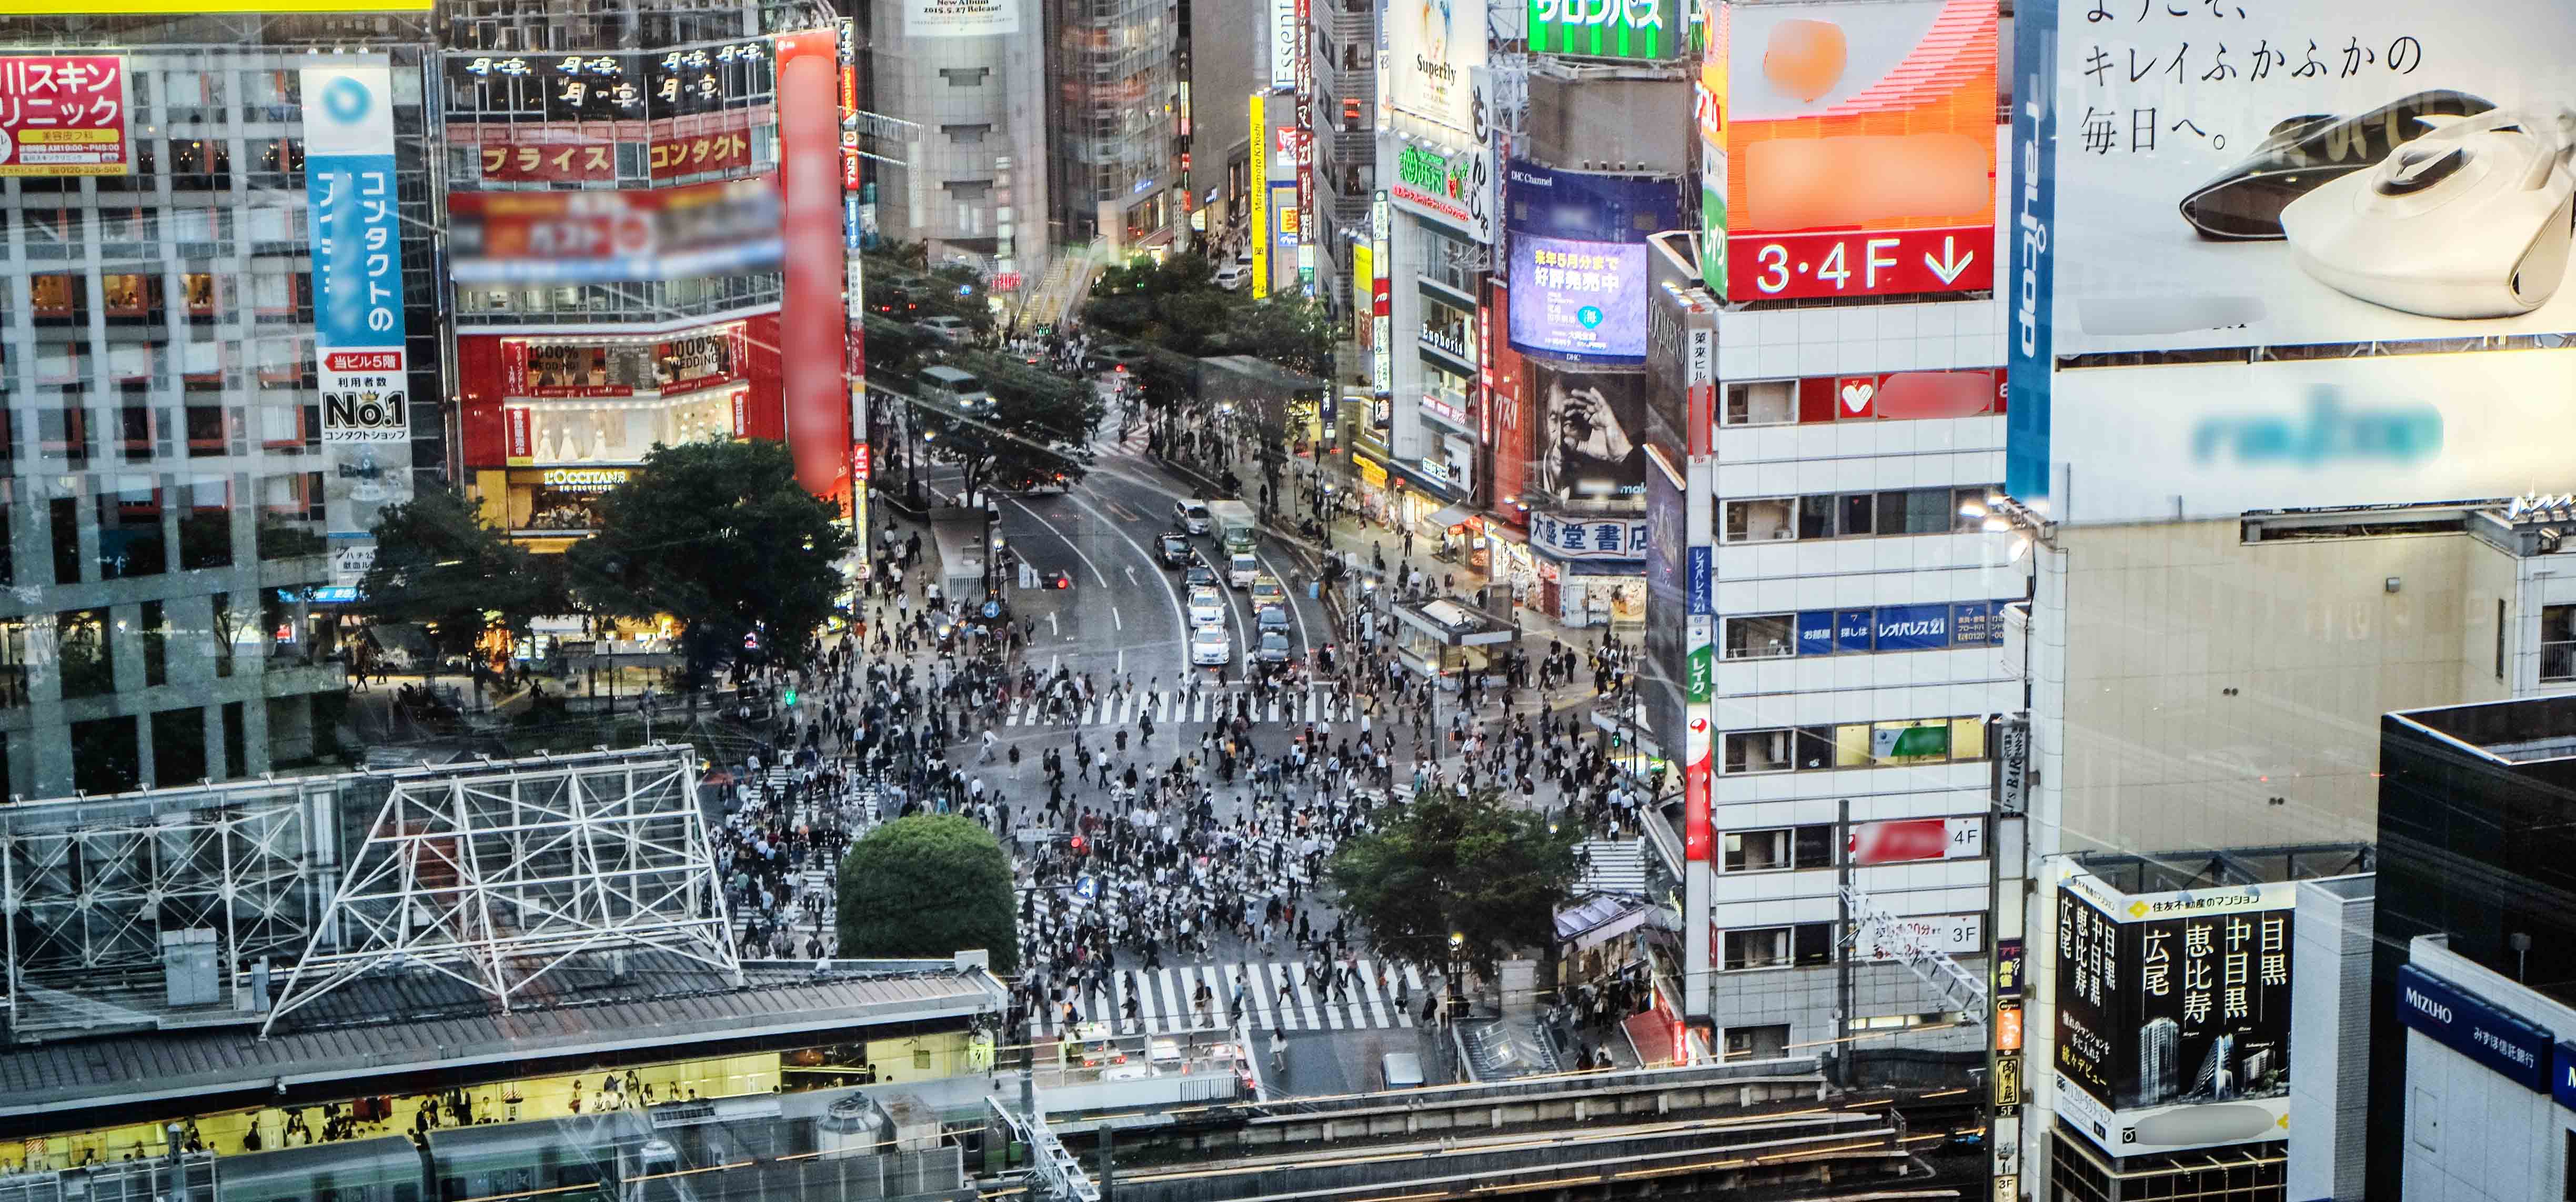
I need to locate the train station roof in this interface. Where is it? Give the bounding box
[0,952,1007,1119]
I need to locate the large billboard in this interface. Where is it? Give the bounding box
[908,0,1019,37]
[303,64,414,582]
[0,56,130,177]
[1506,163,1681,363]
[1385,0,1487,133]
[2054,873,2297,1156]
[1389,137,1493,243]
[2039,349,2576,525]
[1712,0,1996,302]
[1529,0,1676,61]
[1531,362,1648,502]
[2031,0,2576,354]
[447,179,783,285]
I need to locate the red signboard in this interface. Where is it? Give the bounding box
[504,406,534,461]
[852,441,871,478]
[0,55,130,177]
[1849,817,1949,866]
[649,109,756,181]
[1716,0,1996,302]
[1732,226,1993,302]
[1792,368,2003,423]
[773,28,851,509]
[1684,717,1712,861]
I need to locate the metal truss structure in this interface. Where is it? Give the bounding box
[263,752,737,1036]
[1,786,322,1036]
[1840,883,1989,1020]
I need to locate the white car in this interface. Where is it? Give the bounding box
[917,315,972,344]
[1213,261,1252,291]
[1191,625,1232,667]
[1188,587,1227,627]
[1174,499,1211,533]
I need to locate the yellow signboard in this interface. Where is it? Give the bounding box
[12,1,431,10]
[1247,93,1269,300]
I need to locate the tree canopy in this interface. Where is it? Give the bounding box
[1326,787,1582,977]
[913,350,1101,497]
[1081,255,1332,375]
[836,814,1019,973]
[359,484,555,667]
[565,438,854,677]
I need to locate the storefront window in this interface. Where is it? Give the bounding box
[518,388,739,465]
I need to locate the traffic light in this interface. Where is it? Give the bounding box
[783,687,798,706]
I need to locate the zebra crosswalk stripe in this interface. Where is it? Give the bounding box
[1022,960,1433,1038]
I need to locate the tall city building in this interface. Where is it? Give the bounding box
[1039,0,1178,251]
[857,0,1049,279]
[1665,0,2008,1074]
[2005,0,2576,1195]
[441,0,857,580]
[0,9,442,796]
[1303,0,1373,316]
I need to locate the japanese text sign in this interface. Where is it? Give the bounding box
[0,56,129,177]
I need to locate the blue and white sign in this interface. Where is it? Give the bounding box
[1075,875,1099,903]
[1796,610,1834,656]
[1873,603,1953,652]
[1797,602,2012,656]
[302,62,413,582]
[1530,513,1651,563]
[2396,963,2551,1093]
[1685,545,1712,616]
[2555,1042,2576,1113]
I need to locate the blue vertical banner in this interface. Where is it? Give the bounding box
[2004,0,2057,505]
[302,63,412,582]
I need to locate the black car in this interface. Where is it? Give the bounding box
[1159,533,1192,567]
[1185,563,1219,590]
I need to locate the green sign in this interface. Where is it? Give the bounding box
[1528,0,1674,60]
[1685,644,1713,704]
[1396,144,1471,201]
[1871,725,1951,760]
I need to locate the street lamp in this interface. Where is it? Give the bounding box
[1446,931,1466,1024]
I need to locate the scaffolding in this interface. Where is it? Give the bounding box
[264,749,737,1036]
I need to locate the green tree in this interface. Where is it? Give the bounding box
[836,814,1019,973]
[915,350,1101,496]
[566,439,855,679]
[1327,787,1581,986]
[359,484,552,683]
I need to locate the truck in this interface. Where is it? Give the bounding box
[1209,500,1256,556]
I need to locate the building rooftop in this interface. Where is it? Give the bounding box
[0,951,1007,1120]
[2391,696,2576,765]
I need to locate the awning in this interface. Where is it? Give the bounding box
[1555,893,1651,949]
[1427,503,1475,528]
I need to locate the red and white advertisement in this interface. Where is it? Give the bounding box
[1716,0,1996,302]
[504,406,535,463]
[773,29,851,510]
[1849,816,1985,866]
[1483,280,1529,519]
[1796,368,2002,422]
[0,56,129,177]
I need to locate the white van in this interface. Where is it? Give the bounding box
[918,364,992,414]
[1228,552,1259,589]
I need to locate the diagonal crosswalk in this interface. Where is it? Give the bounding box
[1000,686,1362,728]
[1027,958,1433,1038]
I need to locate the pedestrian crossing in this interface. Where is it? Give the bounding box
[1001,686,1362,728]
[1027,958,1433,1038]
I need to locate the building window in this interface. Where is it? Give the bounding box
[1723,923,1833,970]
[1724,380,1796,426]
[1724,487,1999,542]
[1722,825,1834,873]
[1723,614,1796,659]
[57,608,114,699]
[1720,728,1793,775]
[140,600,168,688]
[0,616,28,708]
[95,480,166,579]
[1722,718,1989,774]
[941,123,991,145]
[939,67,990,85]
[2543,603,2576,682]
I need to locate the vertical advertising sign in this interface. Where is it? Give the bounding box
[2006,0,2057,503]
[303,64,414,582]
[1250,94,1272,299]
[2054,873,2298,1156]
[0,56,131,176]
[776,29,853,512]
[1717,0,1996,302]
[1694,0,1729,286]
[1268,0,1299,91]
[1294,0,1315,259]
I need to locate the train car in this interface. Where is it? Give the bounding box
[641,1093,783,1170]
[423,1110,649,1202]
[213,1135,428,1202]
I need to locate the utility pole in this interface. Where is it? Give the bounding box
[1835,796,1854,1089]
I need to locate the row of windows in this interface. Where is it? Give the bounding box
[1723,486,1998,543]
[1722,717,1989,774]
[0,592,278,713]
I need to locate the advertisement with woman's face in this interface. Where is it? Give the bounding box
[1535,363,1649,502]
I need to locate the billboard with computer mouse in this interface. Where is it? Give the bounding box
[2030,0,2576,354]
